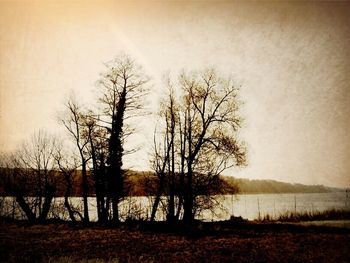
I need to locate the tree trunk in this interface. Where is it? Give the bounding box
[39,185,55,221]
[109,86,127,223]
[150,173,165,222]
[81,162,90,223]
[168,139,175,222]
[16,195,36,222]
[64,196,77,222]
[183,111,194,223]
[63,173,77,222]
[183,163,194,223]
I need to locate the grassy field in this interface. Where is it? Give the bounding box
[1,220,350,263]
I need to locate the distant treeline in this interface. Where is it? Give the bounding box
[224,177,341,194]
[127,172,341,195]
[0,168,340,197]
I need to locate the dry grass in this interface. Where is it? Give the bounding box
[260,209,350,222]
[0,220,349,263]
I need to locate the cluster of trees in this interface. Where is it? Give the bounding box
[0,54,246,223]
[149,71,246,222]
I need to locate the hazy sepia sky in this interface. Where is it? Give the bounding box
[0,1,349,187]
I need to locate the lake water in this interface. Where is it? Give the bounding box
[212,192,350,221]
[1,192,349,221]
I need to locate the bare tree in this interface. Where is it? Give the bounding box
[54,146,84,222]
[150,126,171,221]
[60,97,90,222]
[150,86,178,222]
[84,113,110,223]
[180,69,246,221]
[3,131,58,222]
[97,54,149,222]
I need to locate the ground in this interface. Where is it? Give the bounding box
[0,220,349,263]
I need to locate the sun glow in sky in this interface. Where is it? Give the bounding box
[0,0,349,187]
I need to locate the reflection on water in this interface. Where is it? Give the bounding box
[1,192,349,221]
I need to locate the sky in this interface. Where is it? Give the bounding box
[0,0,349,188]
